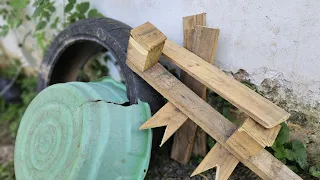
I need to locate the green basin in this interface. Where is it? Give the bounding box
[14,78,152,180]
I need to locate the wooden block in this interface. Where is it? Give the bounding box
[140,102,188,146]
[191,143,239,180]
[172,24,220,163]
[126,61,301,180]
[183,13,206,49]
[226,126,265,159]
[128,22,167,71]
[241,118,281,147]
[162,40,290,128]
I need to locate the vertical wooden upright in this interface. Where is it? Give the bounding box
[171,13,220,163]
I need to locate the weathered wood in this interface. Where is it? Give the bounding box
[226,126,265,160]
[172,17,220,162]
[191,143,238,179]
[140,102,188,146]
[127,22,166,71]
[162,40,290,128]
[241,118,281,147]
[126,61,301,180]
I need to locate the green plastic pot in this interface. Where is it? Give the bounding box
[14,78,152,180]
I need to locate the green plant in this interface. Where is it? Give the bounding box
[206,81,312,176]
[0,161,14,180]
[309,166,320,178]
[1,0,103,52]
[0,61,36,137]
[269,123,308,172]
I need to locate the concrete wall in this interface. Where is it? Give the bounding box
[1,0,319,163]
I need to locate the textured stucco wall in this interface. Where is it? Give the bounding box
[90,0,320,108]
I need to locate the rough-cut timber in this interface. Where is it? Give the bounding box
[241,118,281,147]
[191,143,239,179]
[127,22,166,71]
[140,102,188,146]
[126,61,301,180]
[162,40,290,128]
[172,15,220,163]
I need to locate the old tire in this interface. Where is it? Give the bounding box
[37,17,164,114]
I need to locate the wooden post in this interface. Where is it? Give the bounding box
[171,13,220,164]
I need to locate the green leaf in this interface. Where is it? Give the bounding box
[11,0,29,10]
[78,14,86,20]
[283,149,295,161]
[68,0,76,4]
[50,17,59,29]
[77,2,90,14]
[288,165,299,173]
[291,140,308,170]
[309,166,320,178]
[42,11,50,21]
[276,122,289,144]
[88,9,101,17]
[15,19,23,28]
[37,0,44,5]
[0,25,9,37]
[64,3,74,13]
[48,5,56,12]
[33,5,44,17]
[36,21,47,31]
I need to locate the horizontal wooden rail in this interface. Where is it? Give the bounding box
[162,40,290,128]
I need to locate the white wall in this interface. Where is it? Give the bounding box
[90,0,320,107]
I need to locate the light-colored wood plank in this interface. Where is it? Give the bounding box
[191,143,239,179]
[130,22,167,51]
[140,102,188,146]
[128,22,166,71]
[126,61,301,180]
[172,18,220,162]
[226,126,265,159]
[162,40,290,128]
[183,13,206,49]
[241,117,281,147]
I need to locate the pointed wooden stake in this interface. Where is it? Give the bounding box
[140,102,188,146]
[191,143,238,179]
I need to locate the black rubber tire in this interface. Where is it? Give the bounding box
[37,17,164,114]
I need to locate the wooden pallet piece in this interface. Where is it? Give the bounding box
[140,102,188,146]
[127,61,300,180]
[128,22,166,71]
[171,14,220,163]
[162,40,290,128]
[126,22,299,179]
[191,143,238,179]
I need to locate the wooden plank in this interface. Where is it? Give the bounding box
[162,40,290,128]
[183,13,206,49]
[172,20,220,163]
[128,22,166,71]
[241,118,281,147]
[226,126,265,159]
[191,143,239,179]
[126,61,301,180]
[139,102,188,146]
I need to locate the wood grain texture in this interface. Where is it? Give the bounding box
[191,143,239,180]
[162,40,290,128]
[126,61,301,180]
[128,22,166,71]
[241,118,281,147]
[172,15,220,163]
[171,21,220,163]
[130,22,167,51]
[226,126,265,159]
[140,102,188,147]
